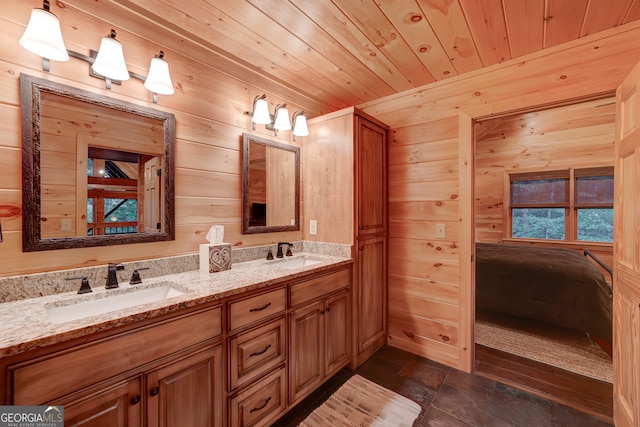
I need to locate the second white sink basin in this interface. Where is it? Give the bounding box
[274,256,323,269]
[45,283,186,325]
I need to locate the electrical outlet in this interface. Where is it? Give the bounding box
[61,218,72,232]
[309,219,318,235]
[435,223,446,239]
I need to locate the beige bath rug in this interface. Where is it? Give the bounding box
[299,374,421,426]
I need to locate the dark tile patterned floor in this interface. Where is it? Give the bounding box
[272,345,613,427]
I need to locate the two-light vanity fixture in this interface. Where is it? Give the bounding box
[247,94,310,141]
[19,0,174,103]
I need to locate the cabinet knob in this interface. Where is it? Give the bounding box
[320,309,325,315]
[326,306,331,312]
[130,395,141,405]
[149,386,160,397]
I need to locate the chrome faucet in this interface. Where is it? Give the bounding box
[276,242,293,258]
[106,263,124,289]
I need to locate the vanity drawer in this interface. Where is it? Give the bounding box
[11,306,222,405]
[229,317,286,391]
[229,366,287,427]
[228,287,286,331]
[289,267,351,307]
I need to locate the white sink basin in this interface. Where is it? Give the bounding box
[274,256,323,269]
[45,284,186,325]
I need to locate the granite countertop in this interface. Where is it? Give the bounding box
[0,252,352,358]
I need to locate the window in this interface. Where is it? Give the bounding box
[509,167,613,243]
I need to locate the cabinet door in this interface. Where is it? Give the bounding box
[324,291,350,377]
[62,378,142,427]
[146,345,222,427]
[355,236,387,363]
[289,301,323,404]
[356,116,386,237]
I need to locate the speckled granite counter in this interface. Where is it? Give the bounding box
[0,252,352,358]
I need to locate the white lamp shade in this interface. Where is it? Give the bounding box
[293,113,309,137]
[92,34,130,81]
[252,98,271,125]
[273,105,291,130]
[144,56,174,95]
[19,8,69,61]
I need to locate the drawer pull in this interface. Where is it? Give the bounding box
[130,395,141,405]
[249,344,272,358]
[249,302,272,313]
[250,396,271,413]
[149,386,160,397]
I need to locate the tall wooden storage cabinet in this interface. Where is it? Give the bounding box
[304,107,388,368]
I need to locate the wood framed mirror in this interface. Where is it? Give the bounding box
[242,133,300,234]
[21,73,175,251]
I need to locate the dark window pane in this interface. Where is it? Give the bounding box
[576,175,613,205]
[512,208,565,240]
[577,208,613,242]
[511,179,568,205]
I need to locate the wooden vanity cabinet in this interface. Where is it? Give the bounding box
[146,344,222,427]
[6,305,223,427]
[227,287,288,427]
[288,268,351,405]
[62,377,143,427]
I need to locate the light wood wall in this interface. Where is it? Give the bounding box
[359,21,640,371]
[0,1,316,277]
[475,97,615,275]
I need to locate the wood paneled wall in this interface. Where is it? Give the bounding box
[475,97,615,275]
[0,1,315,278]
[359,21,640,371]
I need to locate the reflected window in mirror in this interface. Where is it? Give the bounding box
[242,133,300,234]
[21,73,175,251]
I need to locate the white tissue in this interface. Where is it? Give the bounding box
[205,225,224,244]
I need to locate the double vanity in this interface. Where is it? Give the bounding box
[0,248,353,427]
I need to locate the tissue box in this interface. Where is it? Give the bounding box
[199,243,232,273]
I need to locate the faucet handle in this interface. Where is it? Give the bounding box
[266,248,274,260]
[67,276,92,294]
[130,267,150,285]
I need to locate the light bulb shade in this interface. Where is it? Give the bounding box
[19,8,69,61]
[273,104,291,131]
[144,54,174,95]
[92,31,130,81]
[292,112,309,137]
[252,97,271,125]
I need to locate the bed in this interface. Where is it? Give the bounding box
[475,242,612,342]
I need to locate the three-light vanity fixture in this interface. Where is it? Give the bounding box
[247,94,310,140]
[19,0,174,103]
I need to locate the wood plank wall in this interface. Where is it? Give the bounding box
[0,1,318,277]
[359,21,640,371]
[475,97,615,275]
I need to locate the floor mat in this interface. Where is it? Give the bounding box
[475,311,613,383]
[298,374,422,426]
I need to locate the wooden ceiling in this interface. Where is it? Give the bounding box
[76,0,640,115]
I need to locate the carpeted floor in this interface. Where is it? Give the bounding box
[298,374,422,427]
[475,310,613,383]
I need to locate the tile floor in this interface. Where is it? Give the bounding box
[272,345,613,427]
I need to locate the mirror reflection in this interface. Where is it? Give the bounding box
[21,74,175,251]
[242,133,300,234]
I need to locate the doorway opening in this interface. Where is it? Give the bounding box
[471,96,615,421]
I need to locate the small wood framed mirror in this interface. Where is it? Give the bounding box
[242,133,300,234]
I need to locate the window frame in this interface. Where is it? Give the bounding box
[504,166,613,244]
